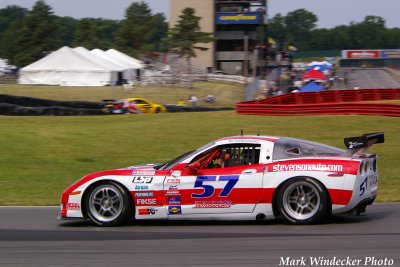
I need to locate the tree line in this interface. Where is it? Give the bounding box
[0,0,168,67]
[1,1,399,67]
[268,8,400,51]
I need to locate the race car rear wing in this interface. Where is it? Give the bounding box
[344,132,384,155]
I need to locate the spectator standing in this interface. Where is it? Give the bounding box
[188,95,198,107]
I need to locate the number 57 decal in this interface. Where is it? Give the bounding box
[192,175,239,198]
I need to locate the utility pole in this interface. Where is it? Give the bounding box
[252,47,258,79]
[244,34,249,83]
[252,47,259,97]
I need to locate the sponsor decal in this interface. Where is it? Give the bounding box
[360,174,378,196]
[135,192,154,198]
[381,50,400,58]
[194,201,232,208]
[138,208,148,215]
[228,139,260,144]
[166,190,180,195]
[138,208,157,215]
[348,141,363,149]
[192,175,239,198]
[148,208,157,215]
[168,196,181,205]
[66,203,80,210]
[216,13,260,24]
[135,185,149,190]
[168,206,181,215]
[171,170,181,178]
[167,178,180,184]
[345,50,380,59]
[272,163,343,172]
[166,185,180,195]
[132,176,153,184]
[136,198,157,205]
[132,170,155,176]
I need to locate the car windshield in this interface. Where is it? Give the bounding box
[273,137,345,161]
[132,99,148,104]
[155,142,216,170]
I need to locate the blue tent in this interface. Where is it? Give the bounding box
[300,81,325,92]
[306,65,331,72]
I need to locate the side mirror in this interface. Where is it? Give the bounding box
[188,162,201,175]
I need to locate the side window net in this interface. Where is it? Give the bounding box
[221,145,260,167]
[188,144,261,169]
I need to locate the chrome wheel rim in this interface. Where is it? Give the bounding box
[283,181,320,220]
[89,185,123,223]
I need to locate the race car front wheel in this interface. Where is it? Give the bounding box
[277,177,329,224]
[85,182,133,226]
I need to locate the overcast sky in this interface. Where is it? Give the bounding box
[1,0,399,29]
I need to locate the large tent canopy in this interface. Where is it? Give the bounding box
[105,49,144,69]
[307,61,332,67]
[91,48,140,80]
[74,47,124,72]
[18,46,144,86]
[299,81,325,92]
[73,47,125,85]
[302,69,327,83]
[306,61,333,75]
[19,46,117,86]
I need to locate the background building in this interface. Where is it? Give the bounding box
[170,0,267,74]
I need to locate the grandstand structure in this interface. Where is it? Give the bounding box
[170,0,268,74]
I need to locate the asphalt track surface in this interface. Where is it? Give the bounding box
[345,69,400,89]
[0,204,400,267]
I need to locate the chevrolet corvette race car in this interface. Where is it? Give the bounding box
[104,98,166,114]
[60,132,384,226]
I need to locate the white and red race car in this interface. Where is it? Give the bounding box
[60,133,384,226]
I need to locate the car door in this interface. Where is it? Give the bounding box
[164,144,263,216]
[133,99,152,113]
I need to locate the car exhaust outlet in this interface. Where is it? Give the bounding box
[256,213,266,220]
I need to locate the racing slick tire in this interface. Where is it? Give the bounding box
[85,181,133,226]
[277,177,329,224]
[155,107,161,113]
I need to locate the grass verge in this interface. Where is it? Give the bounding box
[0,82,245,108]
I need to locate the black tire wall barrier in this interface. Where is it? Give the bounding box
[164,105,234,112]
[0,94,105,109]
[0,94,105,116]
[0,103,105,116]
[0,94,234,116]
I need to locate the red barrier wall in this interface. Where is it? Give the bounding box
[236,89,400,117]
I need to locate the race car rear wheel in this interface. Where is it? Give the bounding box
[277,177,328,224]
[85,182,132,226]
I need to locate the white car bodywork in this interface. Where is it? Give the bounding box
[60,133,383,225]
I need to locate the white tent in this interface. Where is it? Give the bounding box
[0,58,15,73]
[91,48,138,80]
[19,46,118,86]
[74,47,124,72]
[0,58,7,71]
[105,49,144,70]
[73,47,125,84]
